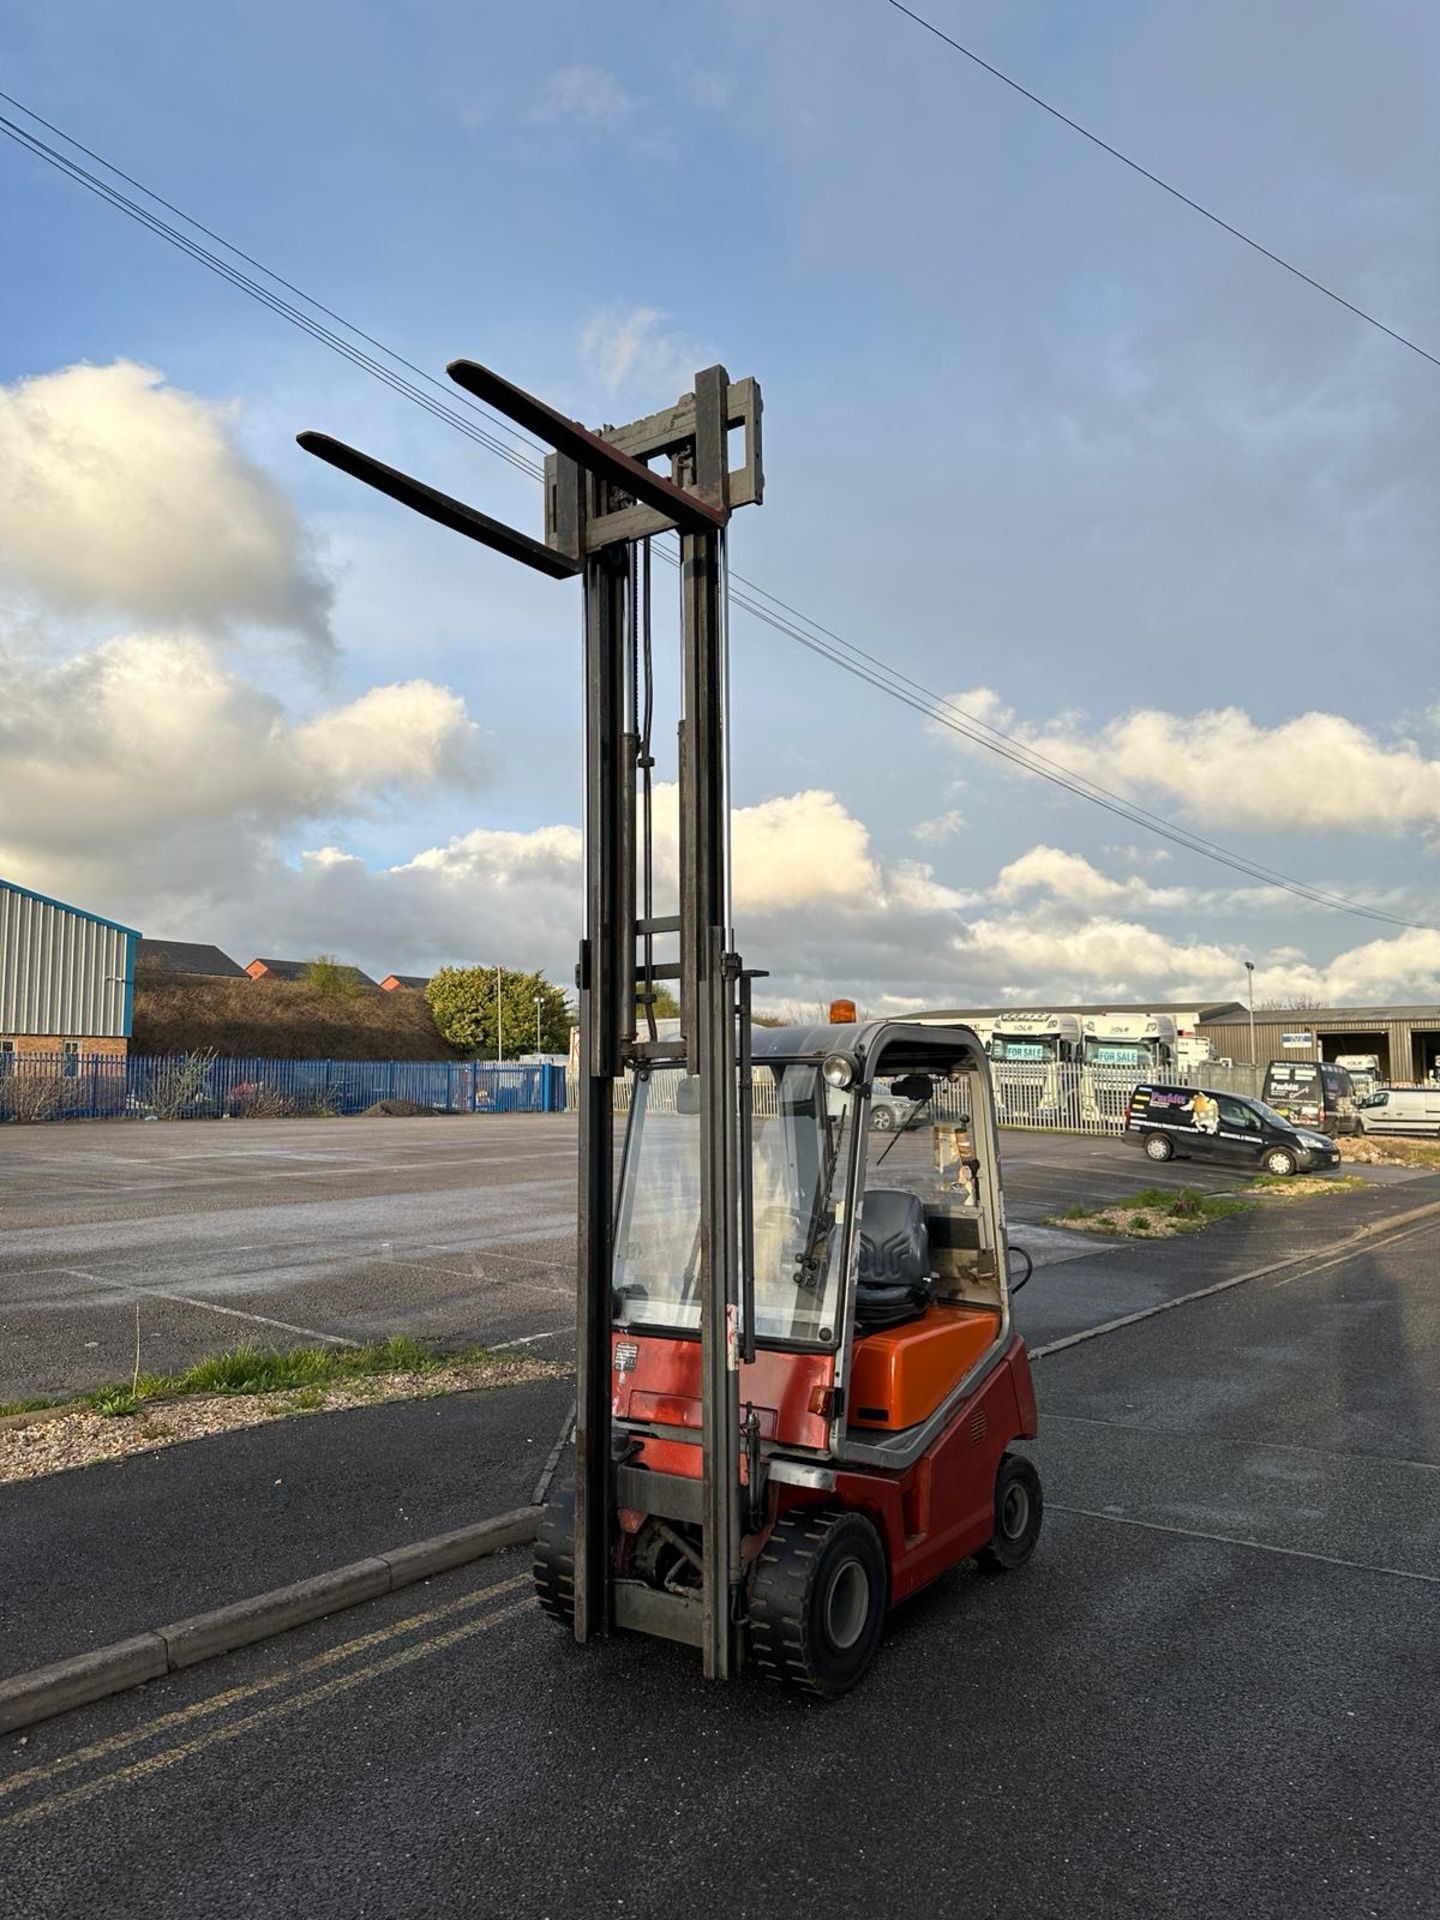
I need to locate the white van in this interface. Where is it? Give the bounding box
[1357,1088,1440,1138]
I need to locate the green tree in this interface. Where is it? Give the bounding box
[638,983,680,1021]
[302,955,364,999]
[426,966,573,1058]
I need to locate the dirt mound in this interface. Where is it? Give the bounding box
[133,971,458,1060]
[361,1098,437,1117]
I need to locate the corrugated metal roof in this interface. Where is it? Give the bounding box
[1,880,139,1037]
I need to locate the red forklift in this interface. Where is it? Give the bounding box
[301,360,1041,1695]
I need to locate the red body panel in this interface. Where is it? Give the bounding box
[613,1327,1039,1608]
[613,1331,834,1468]
[835,1337,1033,1604]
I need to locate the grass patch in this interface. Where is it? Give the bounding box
[0,1392,73,1419]
[1048,1170,1365,1239]
[77,1334,494,1413]
[1247,1173,1366,1197]
[1047,1186,1252,1239]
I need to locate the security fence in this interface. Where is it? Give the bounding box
[598,1059,1263,1137]
[0,1053,566,1122]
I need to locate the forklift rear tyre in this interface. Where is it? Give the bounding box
[1143,1133,1174,1162]
[533,1486,576,1626]
[1263,1147,1298,1177]
[749,1508,888,1698]
[978,1454,1043,1572]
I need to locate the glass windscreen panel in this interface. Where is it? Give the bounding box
[990,1037,1053,1063]
[612,1064,853,1346]
[1082,1039,1152,1066]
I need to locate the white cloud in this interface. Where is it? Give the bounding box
[0,362,332,652]
[579,307,706,397]
[529,65,635,131]
[911,807,965,845]
[933,687,1440,834]
[0,630,486,902]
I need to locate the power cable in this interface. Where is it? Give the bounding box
[0,89,552,463]
[882,0,1440,373]
[1,92,1427,932]
[0,111,546,480]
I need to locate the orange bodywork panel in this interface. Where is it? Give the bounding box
[848,1303,1002,1431]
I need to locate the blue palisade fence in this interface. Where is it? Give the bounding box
[0,1054,566,1122]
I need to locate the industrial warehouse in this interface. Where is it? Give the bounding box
[0,877,139,1063]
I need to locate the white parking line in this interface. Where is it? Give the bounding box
[27,1267,357,1349]
[1051,1504,1440,1587]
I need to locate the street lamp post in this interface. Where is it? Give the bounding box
[1244,961,1256,1081]
[535,994,543,1056]
[495,966,503,1063]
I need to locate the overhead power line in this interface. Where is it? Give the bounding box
[0,92,1427,932]
[882,0,1440,373]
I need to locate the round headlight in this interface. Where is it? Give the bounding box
[822,1053,854,1090]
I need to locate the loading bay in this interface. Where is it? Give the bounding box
[2,1114,1438,1916]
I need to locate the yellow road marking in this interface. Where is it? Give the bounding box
[1,1571,529,1801]
[2,1597,533,1832]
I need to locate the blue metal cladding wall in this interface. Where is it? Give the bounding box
[0,881,140,1038]
[0,1056,567,1121]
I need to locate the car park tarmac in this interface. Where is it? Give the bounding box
[2,1113,1435,1403]
[3,1198,1437,1920]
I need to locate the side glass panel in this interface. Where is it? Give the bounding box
[751,1066,853,1344]
[857,1068,1001,1307]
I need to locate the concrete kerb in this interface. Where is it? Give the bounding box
[0,1506,539,1738]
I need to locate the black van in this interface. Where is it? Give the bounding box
[1261,1060,1359,1137]
[1126,1083,1340,1177]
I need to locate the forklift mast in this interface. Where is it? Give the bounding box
[299,362,765,1678]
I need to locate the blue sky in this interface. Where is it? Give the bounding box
[1,0,1437,1008]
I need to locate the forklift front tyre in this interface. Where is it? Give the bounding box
[749,1508,888,1697]
[1143,1132,1174,1162]
[533,1486,576,1626]
[977,1454,1043,1573]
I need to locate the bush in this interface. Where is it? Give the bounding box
[0,1071,86,1123]
[227,1084,337,1120]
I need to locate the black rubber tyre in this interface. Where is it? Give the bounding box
[869,1105,896,1133]
[533,1486,576,1626]
[749,1506,888,1697]
[1263,1146,1298,1177]
[977,1454,1044,1572]
[1143,1132,1174,1163]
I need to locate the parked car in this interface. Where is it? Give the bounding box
[1357,1088,1440,1138]
[1126,1083,1340,1177]
[868,1082,932,1132]
[1261,1060,1360,1137]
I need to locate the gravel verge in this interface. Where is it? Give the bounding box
[0,1355,568,1486]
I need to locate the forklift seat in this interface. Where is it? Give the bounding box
[854,1189,933,1331]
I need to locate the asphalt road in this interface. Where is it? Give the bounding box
[4,1114,1431,1402]
[4,1213,1437,1919]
